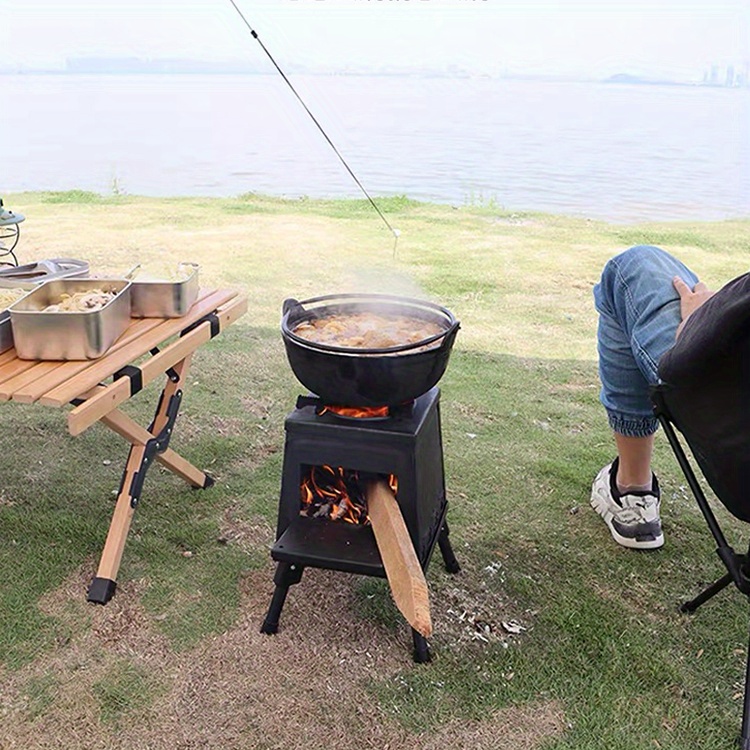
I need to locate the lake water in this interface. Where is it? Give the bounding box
[1,73,748,222]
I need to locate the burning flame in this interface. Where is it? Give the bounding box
[300,466,398,524]
[320,405,390,419]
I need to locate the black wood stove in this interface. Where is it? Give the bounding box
[260,386,460,662]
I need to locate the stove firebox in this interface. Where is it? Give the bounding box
[260,386,460,662]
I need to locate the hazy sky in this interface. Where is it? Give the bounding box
[1,0,748,79]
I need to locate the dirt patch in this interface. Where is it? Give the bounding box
[239,396,276,420]
[217,508,274,554]
[0,490,17,507]
[417,702,565,749]
[0,564,564,750]
[429,554,534,652]
[206,415,246,438]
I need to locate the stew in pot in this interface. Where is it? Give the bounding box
[293,312,444,350]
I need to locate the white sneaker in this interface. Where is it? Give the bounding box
[590,459,664,550]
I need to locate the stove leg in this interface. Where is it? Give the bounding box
[260,562,304,635]
[438,522,461,574]
[412,629,432,663]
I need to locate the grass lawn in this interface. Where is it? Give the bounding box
[1,190,749,749]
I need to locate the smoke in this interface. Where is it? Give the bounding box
[341,265,433,303]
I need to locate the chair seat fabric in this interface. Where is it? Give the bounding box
[657,271,750,522]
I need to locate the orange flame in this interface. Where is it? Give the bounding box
[300,466,398,525]
[320,405,390,419]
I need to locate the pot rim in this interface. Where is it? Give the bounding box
[281,293,460,355]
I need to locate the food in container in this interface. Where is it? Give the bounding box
[40,289,117,312]
[293,312,445,351]
[0,288,29,311]
[10,279,132,360]
[129,262,199,318]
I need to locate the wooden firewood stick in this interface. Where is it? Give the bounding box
[366,479,432,638]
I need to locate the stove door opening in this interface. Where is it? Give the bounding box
[299,464,398,525]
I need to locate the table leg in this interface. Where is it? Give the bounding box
[88,355,211,604]
[88,441,149,604]
[101,410,210,488]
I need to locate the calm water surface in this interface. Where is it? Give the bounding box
[1,74,748,222]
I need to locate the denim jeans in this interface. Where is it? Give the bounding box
[593,245,699,437]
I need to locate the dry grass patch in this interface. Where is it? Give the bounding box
[216,509,275,556]
[0,561,564,750]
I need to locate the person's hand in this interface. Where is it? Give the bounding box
[673,276,714,338]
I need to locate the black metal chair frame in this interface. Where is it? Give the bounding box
[0,203,23,267]
[652,384,750,749]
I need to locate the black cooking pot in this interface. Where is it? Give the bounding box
[281,293,460,407]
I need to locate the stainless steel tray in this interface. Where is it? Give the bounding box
[0,311,12,355]
[0,258,89,288]
[130,263,199,318]
[10,279,132,360]
[0,287,34,354]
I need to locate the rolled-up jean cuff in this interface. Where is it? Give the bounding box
[606,411,660,438]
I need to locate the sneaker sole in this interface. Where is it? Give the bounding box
[590,489,664,550]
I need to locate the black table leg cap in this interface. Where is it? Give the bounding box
[87,577,117,604]
[194,473,215,490]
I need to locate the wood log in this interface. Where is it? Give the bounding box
[366,479,432,637]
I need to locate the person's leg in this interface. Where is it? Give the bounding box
[595,244,699,432]
[614,433,655,489]
[591,245,699,548]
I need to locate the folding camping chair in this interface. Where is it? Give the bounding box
[650,270,750,749]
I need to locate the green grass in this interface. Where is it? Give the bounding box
[93,661,161,725]
[21,672,58,720]
[1,192,749,748]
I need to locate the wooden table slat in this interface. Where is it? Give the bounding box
[0,358,40,390]
[0,361,66,401]
[0,349,17,367]
[8,318,163,403]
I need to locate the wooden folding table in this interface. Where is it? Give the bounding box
[0,288,247,603]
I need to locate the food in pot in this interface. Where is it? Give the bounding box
[293,312,444,350]
[0,289,27,311]
[42,289,117,312]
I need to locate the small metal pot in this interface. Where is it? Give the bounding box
[281,293,460,407]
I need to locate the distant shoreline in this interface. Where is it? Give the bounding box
[1,66,747,90]
[3,191,749,227]
[0,69,750,91]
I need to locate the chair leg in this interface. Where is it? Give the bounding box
[680,572,733,614]
[740,616,750,749]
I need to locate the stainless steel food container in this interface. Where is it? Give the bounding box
[130,263,199,318]
[0,258,89,288]
[0,287,35,354]
[0,310,13,355]
[10,279,132,360]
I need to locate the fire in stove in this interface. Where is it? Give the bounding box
[300,466,398,524]
[319,405,391,419]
